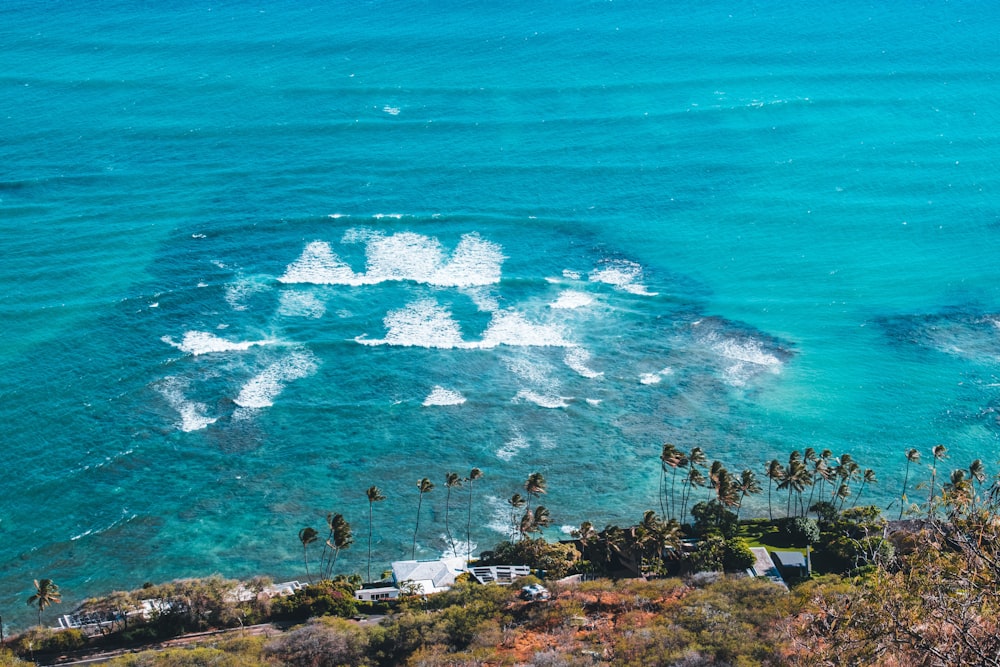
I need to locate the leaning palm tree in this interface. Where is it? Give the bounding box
[365,485,386,582]
[928,445,947,517]
[852,469,877,508]
[465,467,483,562]
[765,459,785,521]
[524,472,547,513]
[735,469,763,521]
[444,472,463,556]
[680,466,706,521]
[660,444,687,521]
[324,514,353,579]
[27,578,61,627]
[572,521,598,562]
[298,527,319,583]
[507,493,527,541]
[412,477,435,559]
[968,459,986,511]
[899,448,921,519]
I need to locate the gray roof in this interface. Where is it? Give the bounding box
[392,560,455,588]
[771,550,808,568]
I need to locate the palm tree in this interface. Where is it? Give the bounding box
[572,521,598,562]
[780,458,811,517]
[507,493,527,541]
[324,514,353,579]
[707,461,727,502]
[852,469,877,508]
[444,472,463,556]
[524,472,547,513]
[969,459,986,510]
[833,483,851,510]
[735,469,763,521]
[679,465,706,521]
[298,527,319,583]
[365,485,386,582]
[412,477,435,559]
[26,579,61,627]
[928,445,947,516]
[660,444,687,521]
[658,443,676,517]
[943,468,973,513]
[465,467,483,562]
[765,459,785,521]
[899,448,921,519]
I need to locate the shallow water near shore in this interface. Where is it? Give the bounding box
[2,0,999,628]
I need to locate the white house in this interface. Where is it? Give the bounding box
[390,556,467,595]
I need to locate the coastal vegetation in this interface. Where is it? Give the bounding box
[8,447,1000,665]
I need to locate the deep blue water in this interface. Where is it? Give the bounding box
[2,0,999,628]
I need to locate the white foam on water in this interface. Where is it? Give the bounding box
[564,347,603,378]
[383,105,401,115]
[328,213,349,219]
[560,525,577,535]
[431,233,505,287]
[422,386,467,406]
[485,495,515,536]
[225,275,270,312]
[549,290,594,309]
[461,286,500,313]
[278,241,361,285]
[372,213,403,219]
[586,398,602,406]
[706,334,781,387]
[233,350,319,409]
[480,310,572,348]
[157,377,218,432]
[278,290,326,319]
[496,434,531,461]
[514,389,571,409]
[589,259,658,296]
[356,299,466,348]
[364,231,445,284]
[503,355,554,385]
[162,331,273,356]
[639,367,673,385]
[282,232,504,289]
[562,269,581,280]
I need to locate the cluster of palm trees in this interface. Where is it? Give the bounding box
[658,441,995,525]
[410,468,483,563]
[658,444,762,523]
[763,449,877,520]
[299,468,487,585]
[505,472,552,541]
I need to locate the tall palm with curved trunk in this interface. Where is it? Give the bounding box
[680,466,706,521]
[524,472,547,514]
[298,527,319,583]
[735,469,763,520]
[507,493,527,541]
[968,459,986,510]
[852,469,877,508]
[928,445,947,517]
[444,472,463,556]
[324,514,353,579]
[465,467,483,562]
[365,485,386,582]
[899,448,921,519]
[412,477,434,559]
[27,578,61,627]
[660,444,686,521]
[765,459,785,521]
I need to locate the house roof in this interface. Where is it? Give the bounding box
[772,550,808,568]
[391,557,465,590]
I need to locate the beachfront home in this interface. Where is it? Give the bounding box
[468,564,531,585]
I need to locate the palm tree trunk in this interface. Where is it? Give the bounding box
[412,493,423,560]
[899,462,911,520]
[367,502,374,582]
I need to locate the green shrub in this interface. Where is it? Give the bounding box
[780,517,820,546]
[690,500,739,539]
[722,537,755,571]
[270,580,359,620]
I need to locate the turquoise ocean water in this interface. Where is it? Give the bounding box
[2,0,999,627]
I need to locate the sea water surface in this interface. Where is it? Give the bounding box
[2,0,999,627]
